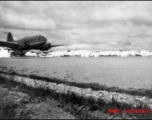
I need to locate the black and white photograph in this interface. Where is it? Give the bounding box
[0,1,152,119]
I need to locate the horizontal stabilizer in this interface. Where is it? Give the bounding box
[0,41,20,49]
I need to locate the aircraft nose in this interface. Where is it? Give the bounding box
[40,36,47,43]
[41,37,47,43]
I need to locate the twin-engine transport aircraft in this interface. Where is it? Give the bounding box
[0,32,66,56]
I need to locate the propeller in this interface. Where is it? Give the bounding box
[24,41,30,48]
[50,44,69,47]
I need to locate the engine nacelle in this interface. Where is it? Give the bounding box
[40,43,51,50]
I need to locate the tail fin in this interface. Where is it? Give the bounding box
[7,32,14,42]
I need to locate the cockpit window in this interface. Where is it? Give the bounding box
[40,36,44,41]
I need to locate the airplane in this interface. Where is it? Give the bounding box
[0,32,67,56]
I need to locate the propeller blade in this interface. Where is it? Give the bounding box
[51,44,69,47]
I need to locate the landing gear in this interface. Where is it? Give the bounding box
[11,50,25,56]
[39,46,44,51]
[20,51,25,56]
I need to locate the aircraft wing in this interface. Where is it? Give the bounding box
[51,44,68,47]
[0,41,20,49]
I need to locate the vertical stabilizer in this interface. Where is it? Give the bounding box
[7,32,14,42]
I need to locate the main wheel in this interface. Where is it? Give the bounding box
[39,46,44,51]
[20,52,25,56]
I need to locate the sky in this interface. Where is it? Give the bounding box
[0,1,152,51]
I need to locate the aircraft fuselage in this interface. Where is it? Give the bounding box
[15,35,48,50]
[0,32,67,56]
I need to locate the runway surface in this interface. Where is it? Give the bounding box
[0,57,152,89]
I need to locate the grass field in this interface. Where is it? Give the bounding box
[0,57,152,118]
[0,70,152,119]
[0,57,152,89]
